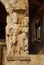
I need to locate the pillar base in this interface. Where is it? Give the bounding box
[7,55,31,61]
[5,55,31,65]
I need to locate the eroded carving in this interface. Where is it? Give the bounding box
[5,0,29,57]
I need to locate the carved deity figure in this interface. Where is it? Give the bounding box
[6,15,12,56]
[17,17,29,55]
[21,17,29,54]
[11,13,20,55]
[6,13,20,56]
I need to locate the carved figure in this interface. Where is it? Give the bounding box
[6,13,20,56]
[17,17,29,55]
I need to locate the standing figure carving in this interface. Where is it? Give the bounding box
[6,13,20,56]
[17,17,29,55]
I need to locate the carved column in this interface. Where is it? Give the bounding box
[5,0,30,65]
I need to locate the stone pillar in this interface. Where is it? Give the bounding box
[5,0,30,65]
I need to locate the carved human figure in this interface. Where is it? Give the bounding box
[6,15,12,56]
[17,17,29,55]
[21,17,29,54]
[11,13,20,55]
[6,13,20,56]
[17,32,27,55]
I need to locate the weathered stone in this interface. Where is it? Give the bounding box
[22,17,29,27]
[5,3,13,14]
[11,13,18,24]
[1,0,29,65]
[9,0,28,10]
[6,15,12,24]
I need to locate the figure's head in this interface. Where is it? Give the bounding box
[22,17,29,26]
[12,13,18,24]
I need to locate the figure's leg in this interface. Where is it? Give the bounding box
[24,38,28,54]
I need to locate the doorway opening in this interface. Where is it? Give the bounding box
[29,0,44,54]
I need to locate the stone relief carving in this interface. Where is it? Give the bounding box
[6,15,12,56]
[6,14,29,56]
[5,0,29,57]
[6,13,19,56]
[17,17,29,55]
[0,1,30,65]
